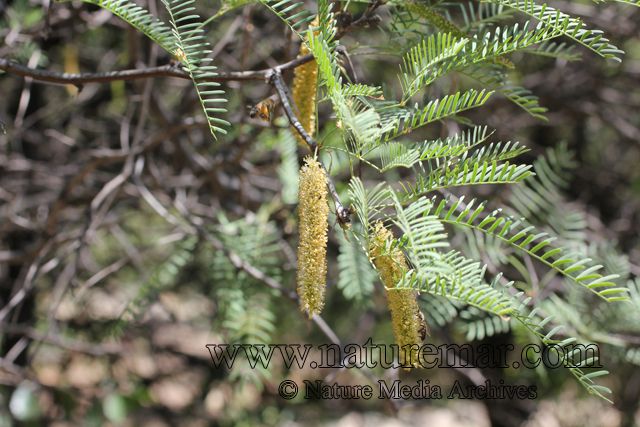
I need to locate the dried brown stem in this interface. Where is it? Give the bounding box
[1,323,124,356]
[0,4,382,87]
[0,54,315,86]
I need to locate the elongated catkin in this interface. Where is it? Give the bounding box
[370,222,422,368]
[291,18,319,146]
[297,156,328,317]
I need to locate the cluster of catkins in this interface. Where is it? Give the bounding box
[296,157,425,368]
[293,20,424,368]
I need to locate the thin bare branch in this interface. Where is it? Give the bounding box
[1,323,125,356]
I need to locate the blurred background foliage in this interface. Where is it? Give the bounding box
[1,0,640,425]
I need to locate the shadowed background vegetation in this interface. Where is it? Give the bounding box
[1,0,640,425]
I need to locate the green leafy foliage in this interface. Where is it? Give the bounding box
[160,0,229,138]
[259,0,317,39]
[377,142,422,171]
[37,0,633,407]
[462,68,548,119]
[419,294,462,328]
[459,2,515,30]
[484,0,624,61]
[431,195,627,301]
[509,295,614,402]
[399,132,530,199]
[379,89,494,142]
[276,129,300,204]
[398,32,469,100]
[115,236,198,331]
[208,211,283,389]
[337,225,377,305]
[460,305,511,340]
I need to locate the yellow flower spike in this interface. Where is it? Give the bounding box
[297,156,329,318]
[370,221,423,369]
[291,18,320,146]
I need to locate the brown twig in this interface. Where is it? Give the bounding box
[2,323,124,356]
[0,4,382,87]
[0,240,54,322]
[336,45,359,84]
[0,54,314,86]
[0,358,30,386]
[240,4,254,71]
[169,193,350,348]
[335,0,383,39]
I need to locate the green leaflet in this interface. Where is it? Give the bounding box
[160,0,229,139]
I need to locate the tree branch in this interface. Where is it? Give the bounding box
[0,53,314,86]
[335,0,383,39]
[1,323,124,356]
[0,4,382,87]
